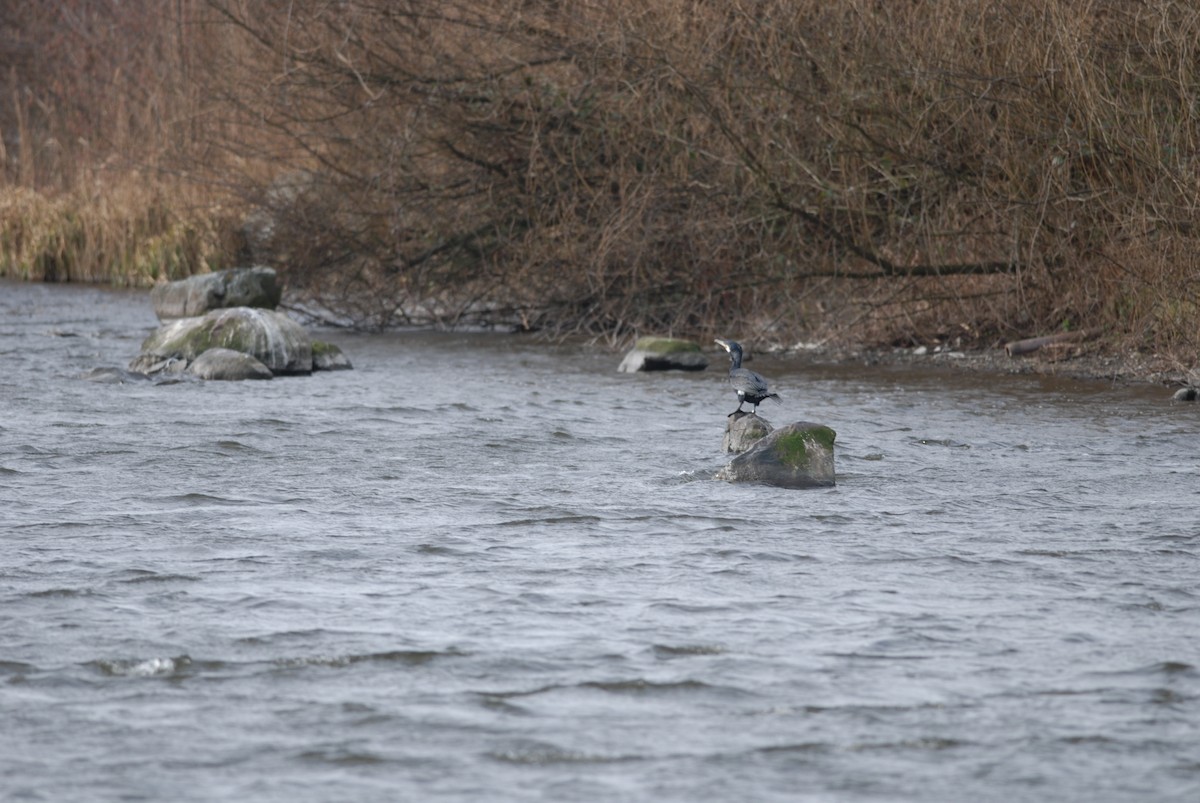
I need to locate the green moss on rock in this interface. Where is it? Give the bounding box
[311,340,353,371]
[619,336,709,372]
[718,421,837,488]
[134,307,312,374]
[772,426,837,467]
[634,337,702,354]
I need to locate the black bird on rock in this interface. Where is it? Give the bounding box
[715,338,780,416]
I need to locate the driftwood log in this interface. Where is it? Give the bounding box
[1004,329,1097,357]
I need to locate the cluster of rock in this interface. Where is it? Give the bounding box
[717,413,837,489]
[619,335,836,488]
[128,267,351,381]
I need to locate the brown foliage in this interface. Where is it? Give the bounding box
[4,0,1200,361]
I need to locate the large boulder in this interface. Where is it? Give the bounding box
[186,348,273,381]
[722,412,773,453]
[717,421,836,488]
[618,337,709,372]
[151,266,282,320]
[131,307,313,375]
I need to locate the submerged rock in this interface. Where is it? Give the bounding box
[722,412,773,453]
[151,266,282,320]
[80,366,151,384]
[132,307,313,375]
[125,354,188,376]
[717,421,836,488]
[312,340,353,371]
[186,348,273,381]
[618,337,709,372]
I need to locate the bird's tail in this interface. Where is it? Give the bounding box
[767,392,781,403]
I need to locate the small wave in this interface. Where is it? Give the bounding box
[578,678,721,695]
[850,736,968,752]
[119,571,200,584]
[235,628,334,645]
[297,747,386,766]
[909,437,971,448]
[414,543,471,556]
[487,739,641,766]
[90,655,192,678]
[708,548,818,563]
[216,440,257,452]
[753,741,833,756]
[159,493,256,507]
[27,587,95,599]
[274,649,458,669]
[1122,660,1195,677]
[652,644,728,658]
[498,514,603,528]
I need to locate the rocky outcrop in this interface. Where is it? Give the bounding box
[127,267,352,381]
[132,307,313,375]
[722,412,773,453]
[717,421,836,488]
[618,337,709,372]
[186,348,273,381]
[151,266,281,320]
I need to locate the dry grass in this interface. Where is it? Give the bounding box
[4,0,1200,366]
[0,1,243,285]
[0,179,240,285]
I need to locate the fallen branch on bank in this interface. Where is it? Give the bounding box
[1004,328,1099,357]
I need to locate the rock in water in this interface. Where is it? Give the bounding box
[132,307,313,375]
[80,367,151,384]
[151,266,282,320]
[618,337,709,372]
[722,412,773,453]
[312,340,353,371]
[186,348,273,381]
[717,421,836,488]
[1173,387,1198,402]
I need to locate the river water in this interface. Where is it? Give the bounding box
[2,279,1198,802]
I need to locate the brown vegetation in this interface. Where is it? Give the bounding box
[3,1,1199,366]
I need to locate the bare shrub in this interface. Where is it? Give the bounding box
[3,0,1199,366]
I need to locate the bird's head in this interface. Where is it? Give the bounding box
[714,338,744,366]
[714,338,741,355]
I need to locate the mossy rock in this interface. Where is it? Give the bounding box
[717,421,836,488]
[133,307,312,375]
[618,336,709,372]
[312,340,353,371]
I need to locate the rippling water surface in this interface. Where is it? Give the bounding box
[2,280,1199,802]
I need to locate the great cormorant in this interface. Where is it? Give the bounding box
[715,338,780,416]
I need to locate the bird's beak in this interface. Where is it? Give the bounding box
[714,339,729,351]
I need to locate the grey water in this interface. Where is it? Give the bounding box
[2,279,1199,802]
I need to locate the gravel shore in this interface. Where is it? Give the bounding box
[788,341,1197,392]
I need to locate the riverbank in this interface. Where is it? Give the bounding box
[780,341,1196,393]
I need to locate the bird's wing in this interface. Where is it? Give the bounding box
[730,368,770,396]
